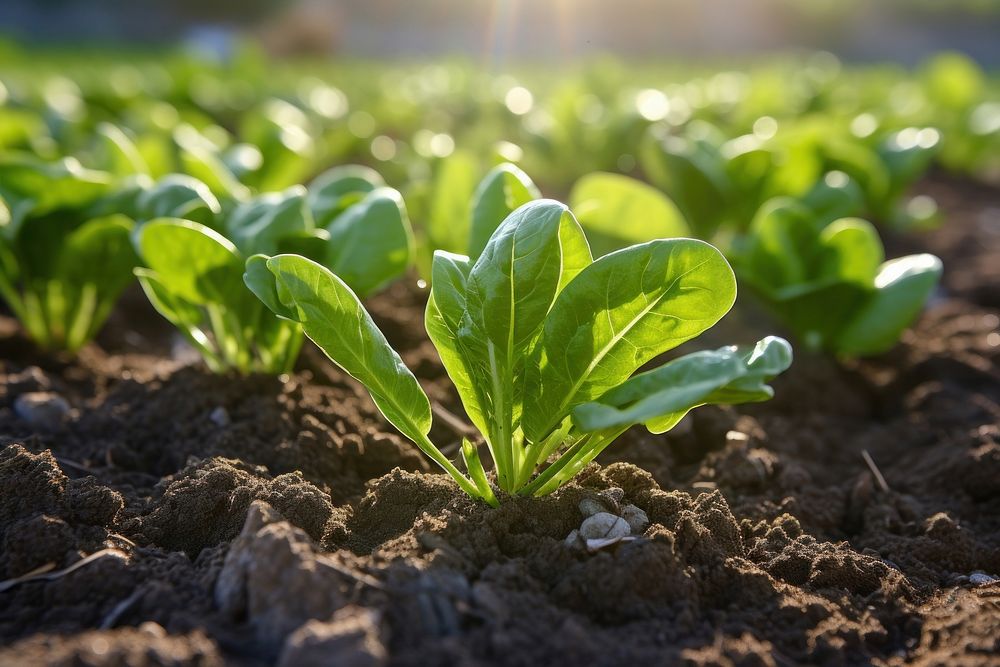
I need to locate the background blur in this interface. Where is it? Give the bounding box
[3,0,1000,64]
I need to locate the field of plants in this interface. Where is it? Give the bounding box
[0,44,998,665]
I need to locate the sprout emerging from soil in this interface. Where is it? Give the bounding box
[246,199,792,505]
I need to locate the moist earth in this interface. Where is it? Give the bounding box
[0,176,998,666]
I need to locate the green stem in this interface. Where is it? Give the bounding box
[531,427,628,496]
[414,432,488,502]
[518,435,592,497]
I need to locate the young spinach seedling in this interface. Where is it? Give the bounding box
[736,198,942,356]
[135,173,413,374]
[0,158,138,353]
[246,199,791,504]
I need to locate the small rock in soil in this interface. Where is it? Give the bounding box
[14,392,71,429]
[621,504,649,534]
[215,501,352,647]
[278,607,387,667]
[209,406,230,427]
[968,572,997,586]
[579,512,630,540]
[578,497,606,517]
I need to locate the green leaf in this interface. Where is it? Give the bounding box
[174,125,249,200]
[740,198,822,293]
[135,218,246,306]
[802,171,865,223]
[225,187,313,257]
[570,172,689,257]
[0,156,112,216]
[467,163,539,260]
[427,150,478,254]
[464,199,592,363]
[135,267,219,365]
[639,131,728,236]
[246,253,484,500]
[244,254,297,321]
[836,254,942,356]
[572,336,792,433]
[816,218,883,287]
[248,254,431,444]
[326,188,413,298]
[425,251,488,437]
[522,238,737,442]
[57,215,138,294]
[137,175,221,227]
[308,164,385,227]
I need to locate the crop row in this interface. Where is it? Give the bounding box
[0,47,993,501]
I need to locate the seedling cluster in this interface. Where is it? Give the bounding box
[0,48,979,502]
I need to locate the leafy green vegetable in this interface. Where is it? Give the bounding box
[736,199,941,356]
[135,183,414,373]
[0,153,138,353]
[247,199,790,504]
[0,199,138,352]
[135,218,302,373]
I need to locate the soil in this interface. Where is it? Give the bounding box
[1,175,998,666]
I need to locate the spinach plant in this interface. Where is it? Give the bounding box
[0,159,138,352]
[246,199,791,504]
[736,199,942,356]
[135,177,413,373]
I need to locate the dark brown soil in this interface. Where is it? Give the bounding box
[1,176,998,666]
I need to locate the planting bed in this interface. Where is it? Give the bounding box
[0,174,998,666]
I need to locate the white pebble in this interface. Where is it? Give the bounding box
[579,512,630,540]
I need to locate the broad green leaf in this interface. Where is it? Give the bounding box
[424,251,489,438]
[816,218,883,287]
[326,188,413,298]
[427,150,478,254]
[836,254,942,356]
[135,267,215,356]
[135,218,245,306]
[522,238,737,442]
[225,187,312,257]
[244,254,296,321]
[467,163,539,260]
[56,215,138,305]
[308,164,385,227]
[137,175,221,227]
[0,156,112,215]
[639,131,728,236]
[741,198,822,294]
[570,172,689,257]
[464,199,592,364]
[247,254,432,446]
[572,336,792,433]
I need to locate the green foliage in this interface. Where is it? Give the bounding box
[135,180,414,374]
[247,200,790,503]
[736,199,941,356]
[0,157,137,352]
[568,171,688,256]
